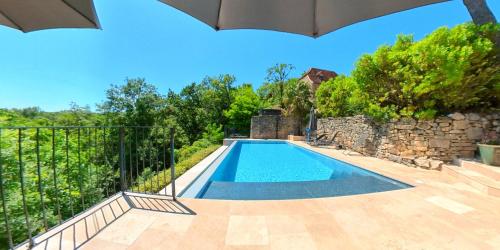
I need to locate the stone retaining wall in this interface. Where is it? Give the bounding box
[251,115,299,139]
[317,113,500,170]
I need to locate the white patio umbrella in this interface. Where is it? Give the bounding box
[0,0,100,32]
[160,0,448,37]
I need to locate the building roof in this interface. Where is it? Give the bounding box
[299,68,338,84]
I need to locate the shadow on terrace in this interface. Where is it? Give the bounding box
[23,193,194,250]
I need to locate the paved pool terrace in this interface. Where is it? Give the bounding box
[24,140,500,249]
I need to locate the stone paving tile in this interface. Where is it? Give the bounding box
[269,233,316,250]
[425,196,475,214]
[175,215,229,250]
[127,228,182,250]
[225,216,269,246]
[79,238,128,250]
[93,209,156,245]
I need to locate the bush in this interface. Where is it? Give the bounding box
[178,138,213,162]
[316,23,500,121]
[316,76,363,117]
[224,84,262,133]
[135,144,220,193]
[202,123,224,144]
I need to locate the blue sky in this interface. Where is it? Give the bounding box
[0,0,499,111]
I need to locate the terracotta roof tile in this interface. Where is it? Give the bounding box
[300,68,337,84]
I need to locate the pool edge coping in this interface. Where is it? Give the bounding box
[178,142,237,197]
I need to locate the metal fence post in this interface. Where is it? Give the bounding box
[18,129,34,248]
[170,127,176,200]
[119,127,127,192]
[0,128,14,249]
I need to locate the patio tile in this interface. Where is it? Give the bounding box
[94,209,155,245]
[223,246,270,250]
[149,213,195,233]
[79,238,128,250]
[425,196,475,214]
[225,216,269,246]
[269,233,316,250]
[301,213,359,250]
[265,215,309,236]
[127,228,182,250]
[176,215,229,250]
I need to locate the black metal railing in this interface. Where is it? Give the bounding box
[0,126,176,249]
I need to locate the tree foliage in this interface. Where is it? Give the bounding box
[283,79,313,135]
[316,23,500,121]
[316,76,363,117]
[98,78,165,127]
[263,63,295,108]
[224,84,261,133]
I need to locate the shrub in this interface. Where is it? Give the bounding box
[224,84,262,133]
[202,123,224,144]
[316,23,500,121]
[134,144,220,193]
[178,138,213,162]
[316,75,363,117]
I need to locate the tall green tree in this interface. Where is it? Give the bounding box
[315,76,364,118]
[98,78,165,127]
[224,84,261,133]
[174,83,208,143]
[265,63,295,108]
[201,74,236,125]
[283,79,312,135]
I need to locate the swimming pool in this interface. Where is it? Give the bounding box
[181,141,411,200]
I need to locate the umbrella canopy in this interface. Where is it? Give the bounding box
[0,0,100,32]
[160,0,448,37]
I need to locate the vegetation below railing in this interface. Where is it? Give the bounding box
[0,126,174,249]
[135,143,220,193]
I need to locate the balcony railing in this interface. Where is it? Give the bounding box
[0,126,176,249]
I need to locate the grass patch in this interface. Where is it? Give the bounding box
[134,144,221,193]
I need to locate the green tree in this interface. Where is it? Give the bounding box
[352,23,500,120]
[256,82,278,108]
[224,84,261,133]
[202,123,224,144]
[265,63,295,108]
[98,78,165,126]
[173,83,209,143]
[201,74,236,125]
[315,75,364,118]
[283,79,312,135]
[315,23,499,121]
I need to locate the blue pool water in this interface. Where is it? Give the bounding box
[182,141,411,200]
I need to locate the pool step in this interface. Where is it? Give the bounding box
[199,175,410,200]
[442,163,500,198]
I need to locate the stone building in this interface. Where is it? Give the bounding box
[299,68,337,95]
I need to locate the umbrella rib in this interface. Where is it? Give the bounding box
[312,0,318,37]
[0,10,24,32]
[61,0,101,29]
[215,0,223,30]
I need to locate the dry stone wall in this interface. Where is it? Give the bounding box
[251,115,299,139]
[317,113,500,170]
